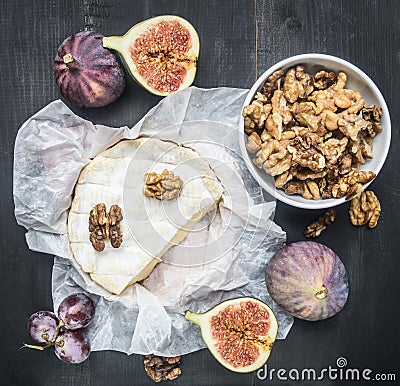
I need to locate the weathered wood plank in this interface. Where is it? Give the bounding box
[0,0,256,385]
[2,0,400,385]
[0,0,89,384]
[256,0,400,384]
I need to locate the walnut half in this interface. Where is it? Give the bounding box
[144,169,183,200]
[331,170,376,200]
[144,354,182,383]
[109,204,123,248]
[304,209,336,238]
[89,203,123,251]
[349,190,381,228]
[89,203,109,252]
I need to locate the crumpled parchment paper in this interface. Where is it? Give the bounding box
[13,87,293,356]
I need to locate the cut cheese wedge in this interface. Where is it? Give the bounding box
[68,138,223,294]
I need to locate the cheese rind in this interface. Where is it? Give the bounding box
[67,138,223,295]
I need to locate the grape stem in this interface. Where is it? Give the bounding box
[22,342,53,351]
[22,319,65,351]
[51,319,65,344]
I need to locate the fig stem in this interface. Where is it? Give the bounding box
[102,36,124,51]
[63,53,74,65]
[184,310,203,325]
[315,286,328,300]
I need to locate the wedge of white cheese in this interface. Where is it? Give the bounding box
[68,138,223,295]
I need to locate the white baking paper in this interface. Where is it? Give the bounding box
[13,87,293,356]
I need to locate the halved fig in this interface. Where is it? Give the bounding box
[103,15,199,96]
[185,297,278,373]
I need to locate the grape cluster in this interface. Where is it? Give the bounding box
[25,293,95,364]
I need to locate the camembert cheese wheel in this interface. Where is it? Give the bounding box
[68,138,223,294]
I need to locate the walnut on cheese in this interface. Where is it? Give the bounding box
[144,169,183,200]
[89,203,123,252]
[68,138,223,295]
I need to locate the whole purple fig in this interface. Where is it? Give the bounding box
[54,31,125,108]
[266,241,349,321]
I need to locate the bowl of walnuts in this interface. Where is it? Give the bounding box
[239,53,391,209]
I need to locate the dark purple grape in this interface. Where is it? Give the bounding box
[28,311,59,344]
[57,293,95,330]
[54,329,90,364]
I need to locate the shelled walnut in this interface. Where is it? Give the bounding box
[89,203,108,252]
[313,70,337,89]
[89,203,123,251]
[253,139,292,176]
[349,190,381,228]
[144,169,183,200]
[243,64,383,201]
[261,69,284,99]
[362,104,383,135]
[109,204,123,248]
[283,179,320,200]
[144,354,182,383]
[304,209,336,238]
[246,132,262,153]
[331,170,376,200]
[283,65,313,103]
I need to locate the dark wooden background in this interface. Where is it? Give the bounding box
[1,1,399,385]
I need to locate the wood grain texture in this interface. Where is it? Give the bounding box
[257,0,400,384]
[0,0,87,385]
[0,0,255,385]
[1,0,399,385]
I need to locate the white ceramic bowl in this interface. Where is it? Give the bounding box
[239,53,391,209]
